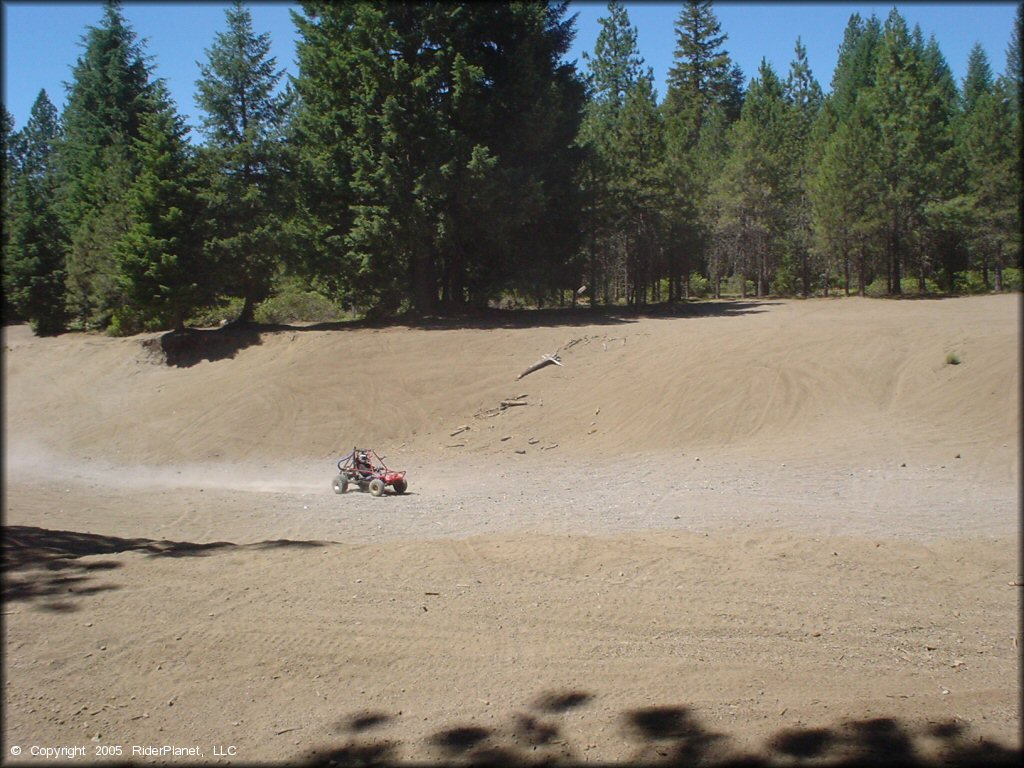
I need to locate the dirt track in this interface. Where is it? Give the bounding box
[3,295,1020,765]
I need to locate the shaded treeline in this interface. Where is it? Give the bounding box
[2,1,1021,336]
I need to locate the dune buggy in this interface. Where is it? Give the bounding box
[333,447,408,497]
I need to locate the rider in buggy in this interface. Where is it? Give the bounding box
[353,449,374,479]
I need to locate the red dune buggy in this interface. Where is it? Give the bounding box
[333,447,408,497]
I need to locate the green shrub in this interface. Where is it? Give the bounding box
[900,276,941,295]
[865,276,942,297]
[864,277,889,298]
[687,271,710,298]
[953,270,989,295]
[945,352,961,366]
[254,280,346,324]
[187,296,244,328]
[107,305,166,336]
[1000,267,1022,291]
[720,275,756,297]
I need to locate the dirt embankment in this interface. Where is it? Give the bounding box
[3,294,1020,765]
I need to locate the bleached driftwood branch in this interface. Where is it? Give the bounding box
[517,353,562,380]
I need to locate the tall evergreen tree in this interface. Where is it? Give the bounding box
[2,104,19,322]
[709,60,792,297]
[4,91,68,334]
[113,84,206,332]
[195,0,291,324]
[288,2,359,302]
[578,1,651,306]
[292,1,584,315]
[582,1,645,116]
[691,102,730,296]
[958,70,1020,291]
[782,37,824,295]
[867,10,955,294]
[439,2,586,309]
[57,1,157,329]
[811,98,885,296]
[962,42,994,112]
[615,72,665,306]
[663,0,744,144]
[660,0,745,301]
[829,13,882,124]
[1005,3,1022,112]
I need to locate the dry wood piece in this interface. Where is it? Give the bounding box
[517,352,562,380]
[449,425,470,436]
[476,394,529,418]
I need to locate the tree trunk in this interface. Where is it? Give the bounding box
[890,228,902,296]
[412,246,437,315]
[238,293,256,324]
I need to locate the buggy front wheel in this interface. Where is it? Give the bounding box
[393,478,408,494]
[368,478,385,497]
[333,474,348,494]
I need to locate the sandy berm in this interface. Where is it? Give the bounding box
[3,294,1019,765]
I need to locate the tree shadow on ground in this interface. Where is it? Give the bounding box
[144,302,775,367]
[295,300,777,333]
[300,690,1020,767]
[1,525,325,611]
[141,324,263,368]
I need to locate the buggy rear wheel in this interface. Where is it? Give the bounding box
[333,474,348,494]
[393,478,408,494]
[368,478,385,497]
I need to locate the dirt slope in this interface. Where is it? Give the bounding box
[4,294,1018,473]
[3,294,1020,766]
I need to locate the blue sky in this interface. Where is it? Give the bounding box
[2,1,1018,139]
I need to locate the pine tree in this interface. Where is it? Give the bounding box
[829,13,882,124]
[288,2,359,301]
[1005,3,1022,112]
[195,0,291,324]
[583,1,645,116]
[113,84,206,333]
[438,2,586,309]
[663,0,744,146]
[615,73,665,307]
[2,105,19,322]
[57,1,157,329]
[578,1,650,305]
[691,103,730,296]
[962,42,994,112]
[811,98,885,296]
[3,91,68,334]
[958,70,1020,291]
[292,1,584,315]
[783,37,824,295]
[660,0,745,301]
[810,11,885,295]
[710,60,791,297]
[868,9,955,294]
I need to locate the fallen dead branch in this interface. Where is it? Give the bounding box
[517,352,562,380]
[476,394,529,419]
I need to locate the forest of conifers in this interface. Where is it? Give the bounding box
[2,1,1021,336]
